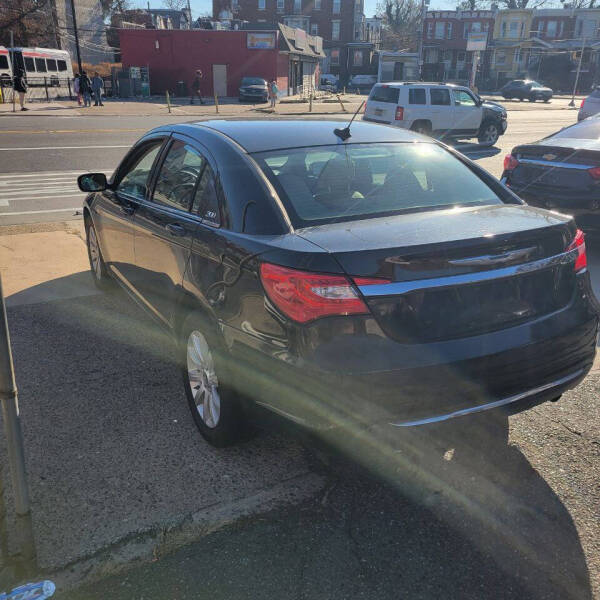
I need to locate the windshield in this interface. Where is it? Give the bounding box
[551,119,600,140]
[255,143,502,227]
[241,77,266,86]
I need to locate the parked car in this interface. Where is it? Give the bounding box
[349,74,377,92]
[578,87,600,121]
[79,119,597,447]
[319,77,337,93]
[500,80,553,102]
[502,114,600,231]
[238,77,268,102]
[364,82,507,146]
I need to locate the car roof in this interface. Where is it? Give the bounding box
[185,119,421,153]
[375,81,461,88]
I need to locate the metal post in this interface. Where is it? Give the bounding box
[470,50,479,91]
[166,90,171,113]
[44,77,49,101]
[569,38,585,107]
[417,0,427,80]
[214,93,219,113]
[10,31,15,113]
[69,0,83,76]
[68,77,72,100]
[0,275,30,517]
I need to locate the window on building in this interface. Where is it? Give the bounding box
[294,0,301,12]
[277,0,285,11]
[332,20,340,40]
[501,21,507,37]
[258,0,265,9]
[311,23,318,35]
[434,22,445,39]
[509,21,518,36]
[457,51,465,62]
[576,20,583,37]
[446,22,453,39]
[496,50,506,65]
[427,22,434,38]
[333,0,340,13]
[546,21,557,37]
[408,88,426,104]
[520,21,525,37]
[430,88,451,105]
[330,48,340,65]
[314,0,321,8]
[353,50,363,65]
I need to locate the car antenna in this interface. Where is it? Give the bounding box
[334,100,365,141]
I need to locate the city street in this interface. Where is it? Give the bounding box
[0,105,599,599]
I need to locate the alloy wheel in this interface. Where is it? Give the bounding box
[481,124,499,145]
[88,225,102,280]
[186,330,221,429]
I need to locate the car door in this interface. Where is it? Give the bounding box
[428,87,454,138]
[451,88,483,135]
[133,135,204,326]
[92,137,165,287]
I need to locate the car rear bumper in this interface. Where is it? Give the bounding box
[224,274,598,430]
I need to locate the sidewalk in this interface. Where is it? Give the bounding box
[0,223,324,586]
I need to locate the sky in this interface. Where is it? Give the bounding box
[132,0,458,21]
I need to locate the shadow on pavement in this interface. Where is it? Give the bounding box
[2,272,594,599]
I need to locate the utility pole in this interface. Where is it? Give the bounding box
[69,0,83,75]
[187,0,192,29]
[417,0,427,80]
[10,30,15,113]
[569,37,586,107]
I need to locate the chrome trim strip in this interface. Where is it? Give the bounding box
[448,246,537,267]
[390,368,584,427]
[518,158,592,170]
[358,248,577,297]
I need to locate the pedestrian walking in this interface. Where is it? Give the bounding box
[190,70,205,105]
[80,71,92,107]
[269,79,279,109]
[73,73,81,106]
[13,68,28,111]
[92,72,104,106]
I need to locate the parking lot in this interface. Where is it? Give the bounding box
[0,102,599,599]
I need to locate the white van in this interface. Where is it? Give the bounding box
[364,82,507,146]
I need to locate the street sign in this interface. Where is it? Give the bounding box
[467,32,487,51]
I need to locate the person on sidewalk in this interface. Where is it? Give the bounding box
[269,79,279,109]
[190,70,205,105]
[92,72,104,106]
[73,73,82,106]
[12,68,28,111]
[80,71,92,108]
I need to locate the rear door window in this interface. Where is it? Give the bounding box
[408,88,426,104]
[152,141,204,211]
[430,88,451,105]
[369,85,400,103]
[193,165,221,226]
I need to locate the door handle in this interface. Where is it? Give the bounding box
[165,223,186,236]
[119,204,135,216]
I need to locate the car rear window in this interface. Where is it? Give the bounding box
[254,143,502,227]
[409,88,426,104]
[430,89,450,105]
[550,119,600,140]
[369,86,400,103]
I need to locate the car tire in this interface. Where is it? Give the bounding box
[180,313,246,447]
[85,217,114,290]
[544,98,550,103]
[477,121,500,147]
[410,120,432,136]
[528,95,536,102]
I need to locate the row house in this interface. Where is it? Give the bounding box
[422,10,496,84]
[212,0,377,82]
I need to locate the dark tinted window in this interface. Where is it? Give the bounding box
[369,85,400,103]
[153,141,204,211]
[0,56,8,69]
[256,143,502,227]
[46,59,57,71]
[241,77,266,85]
[550,119,600,140]
[117,141,163,200]
[193,165,220,225]
[430,88,450,105]
[35,58,47,72]
[24,57,35,71]
[408,88,426,104]
[57,59,67,71]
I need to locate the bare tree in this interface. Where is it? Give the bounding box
[492,0,549,8]
[376,0,421,50]
[162,0,188,9]
[0,0,56,47]
[99,0,132,19]
[458,0,484,10]
[561,0,596,8]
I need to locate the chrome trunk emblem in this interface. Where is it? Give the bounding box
[448,246,538,267]
[542,153,557,161]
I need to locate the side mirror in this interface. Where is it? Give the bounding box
[78,172,108,192]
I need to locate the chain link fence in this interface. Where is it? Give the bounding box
[0,76,73,103]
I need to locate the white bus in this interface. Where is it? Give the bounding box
[0,46,73,87]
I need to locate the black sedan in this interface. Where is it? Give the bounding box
[78,120,598,447]
[502,115,600,231]
[238,77,269,102]
[500,80,553,102]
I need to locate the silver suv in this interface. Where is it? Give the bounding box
[578,88,600,121]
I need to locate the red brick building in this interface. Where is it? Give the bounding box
[118,25,324,97]
[422,9,496,85]
[212,0,373,83]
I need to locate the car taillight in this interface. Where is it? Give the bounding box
[581,98,585,109]
[395,106,404,121]
[503,154,519,171]
[588,166,600,179]
[259,263,386,323]
[566,229,587,273]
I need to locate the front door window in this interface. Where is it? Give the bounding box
[117,141,163,200]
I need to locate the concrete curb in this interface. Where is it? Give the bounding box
[42,471,325,591]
